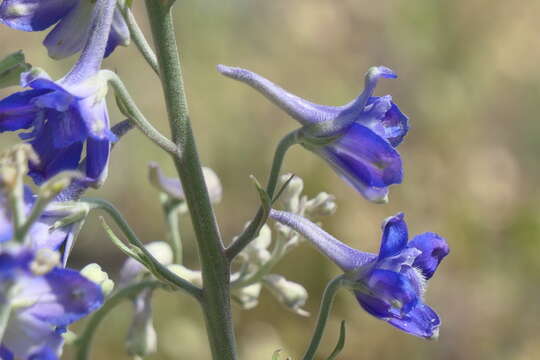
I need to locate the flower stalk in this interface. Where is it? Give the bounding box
[144,1,237,359]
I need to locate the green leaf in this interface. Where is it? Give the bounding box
[250,174,271,213]
[326,321,346,360]
[0,51,31,89]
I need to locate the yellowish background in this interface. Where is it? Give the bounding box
[2,0,540,359]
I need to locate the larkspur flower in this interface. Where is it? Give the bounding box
[0,0,129,59]
[269,210,449,338]
[0,246,104,359]
[0,185,87,265]
[217,65,409,203]
[0,0,117,186]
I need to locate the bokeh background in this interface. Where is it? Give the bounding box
[2,0,540,359]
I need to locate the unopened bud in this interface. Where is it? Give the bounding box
[264,274,309,317]
[167,264,202,287]
[304,192,337,218]
[120,241,173,285]
[126,290,157,357]
[148,163,222,205]
[81,263,114,296]
[277,174,304,213]
[233,283,262,310]
[242,224,272,265]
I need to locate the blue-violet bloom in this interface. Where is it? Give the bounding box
[269,210,449,339]
[1,186,85,266]
[0,0,118,186]
[0,246,104,359]
[217,65,409,203]
[0,0,129,59]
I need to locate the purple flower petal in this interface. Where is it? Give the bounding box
[42,0,94,60]
[104,9,129,57]
[379,213,408,259]
[0,0,76,31]
[408,232,449,279]
[358,96,409,147]
[388,303,441,339]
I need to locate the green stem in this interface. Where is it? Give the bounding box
[102,70,177,155]
[302,275,345,360]
[144,2,237,359]
[81,198,202,298]
[226,130,299,260]
[118,1,159,75]
[75,280,163,360]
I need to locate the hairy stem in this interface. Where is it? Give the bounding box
[118,1,159,75]
[144,2,237,359]
[102,70,177,155]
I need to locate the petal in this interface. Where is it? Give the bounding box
[19,267,103,327]
[27,219,72,252]
[0,89,46,132]
[388,303,441,339]
[0,0,76,31]
[29,126,83,184]
[407,232,449,279]
[0,346,13,360]
[85,137,110,183]
[42,0,93,60]
[104,9,129,57]
[314,122,402,202]
[29,346,60,360]
[378,213,408,258]
[358,96,409,147]
[362,269,418,313]
[77,98,112,140]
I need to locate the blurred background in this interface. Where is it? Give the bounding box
[2,0,540,359]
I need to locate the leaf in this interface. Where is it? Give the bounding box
[326,321,346,360]
[249,174,271,214]
[0,51,31,89]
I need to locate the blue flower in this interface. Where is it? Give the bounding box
[0,0,129,59]
[269,210,449,339]
[0,246,104,359]
[0,0,118,185]
[217,65,409,203]
[0,187,82,265]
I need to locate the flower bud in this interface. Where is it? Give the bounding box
[119,241,173,285]
[167,264,202,287]
[242,224,272,265]
[264,274,309,317]
[277,174,304,213]
[126,290,157,357]
[233,283,262,310]
[81,263,114,296]
[304,192,337,218]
